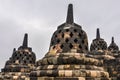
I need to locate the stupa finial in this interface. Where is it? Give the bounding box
[66,4,74,24]
[96,28,100,39]
[112,37,114,43]
[22,33,28,47]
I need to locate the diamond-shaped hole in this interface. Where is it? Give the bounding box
[60,44,64,49]
[55,35,57,38]
[62,33,64,38]
[29,55,32,57]
[70,32,73,37]
[85,46,88,50]
[27,57,29,60]
[69,43,73,49]
[82,40,85,44]
[15,54,17,57]
[79,33,81,37]
[16,57,19,60]
[51,41,54,45]
[24,54,27,56]
[81,30,83,33]
[20,54,22,57]
[53,46,56,49]
[74,38,78,43]
[57,39,60,43]
[74,29,77,32]
[30,61,32,63]
[65,38,69,43]
[66,29,69,32]
[24,61,26,64]
[13,61,15,63]
[58,30,62,33]
[79,45,82,49]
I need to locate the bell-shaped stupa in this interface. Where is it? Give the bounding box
[49,4,88,54]
[108,37,119,51]
[30,4,110,80]
[1,34,36,80]
[90,28,107,52]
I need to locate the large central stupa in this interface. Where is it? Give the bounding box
[30,4,110,80]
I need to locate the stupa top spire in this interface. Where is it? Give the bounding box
[22,33,28,47]
[96,28,100,39]
[66,4,74,24]
[112,37,114,43]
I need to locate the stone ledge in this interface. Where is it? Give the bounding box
[30,77,111,80]
[30,70,109,78]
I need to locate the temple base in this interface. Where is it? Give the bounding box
[30,77,111,80]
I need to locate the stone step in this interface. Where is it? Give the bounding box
[30,70,109,78]
[36,65,103,71]
[30,77,111,80]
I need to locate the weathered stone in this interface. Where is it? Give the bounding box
[0,34,36,80]
[29,4,110,80]
[2,3,120,80]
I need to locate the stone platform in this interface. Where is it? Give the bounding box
[30,77,110,80]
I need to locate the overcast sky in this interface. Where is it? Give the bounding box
[0,0,120,70]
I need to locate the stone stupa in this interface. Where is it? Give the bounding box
[90,28,107,52]
[108,37,119,52]
[1,34,36,80]
[30,4,110,80]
